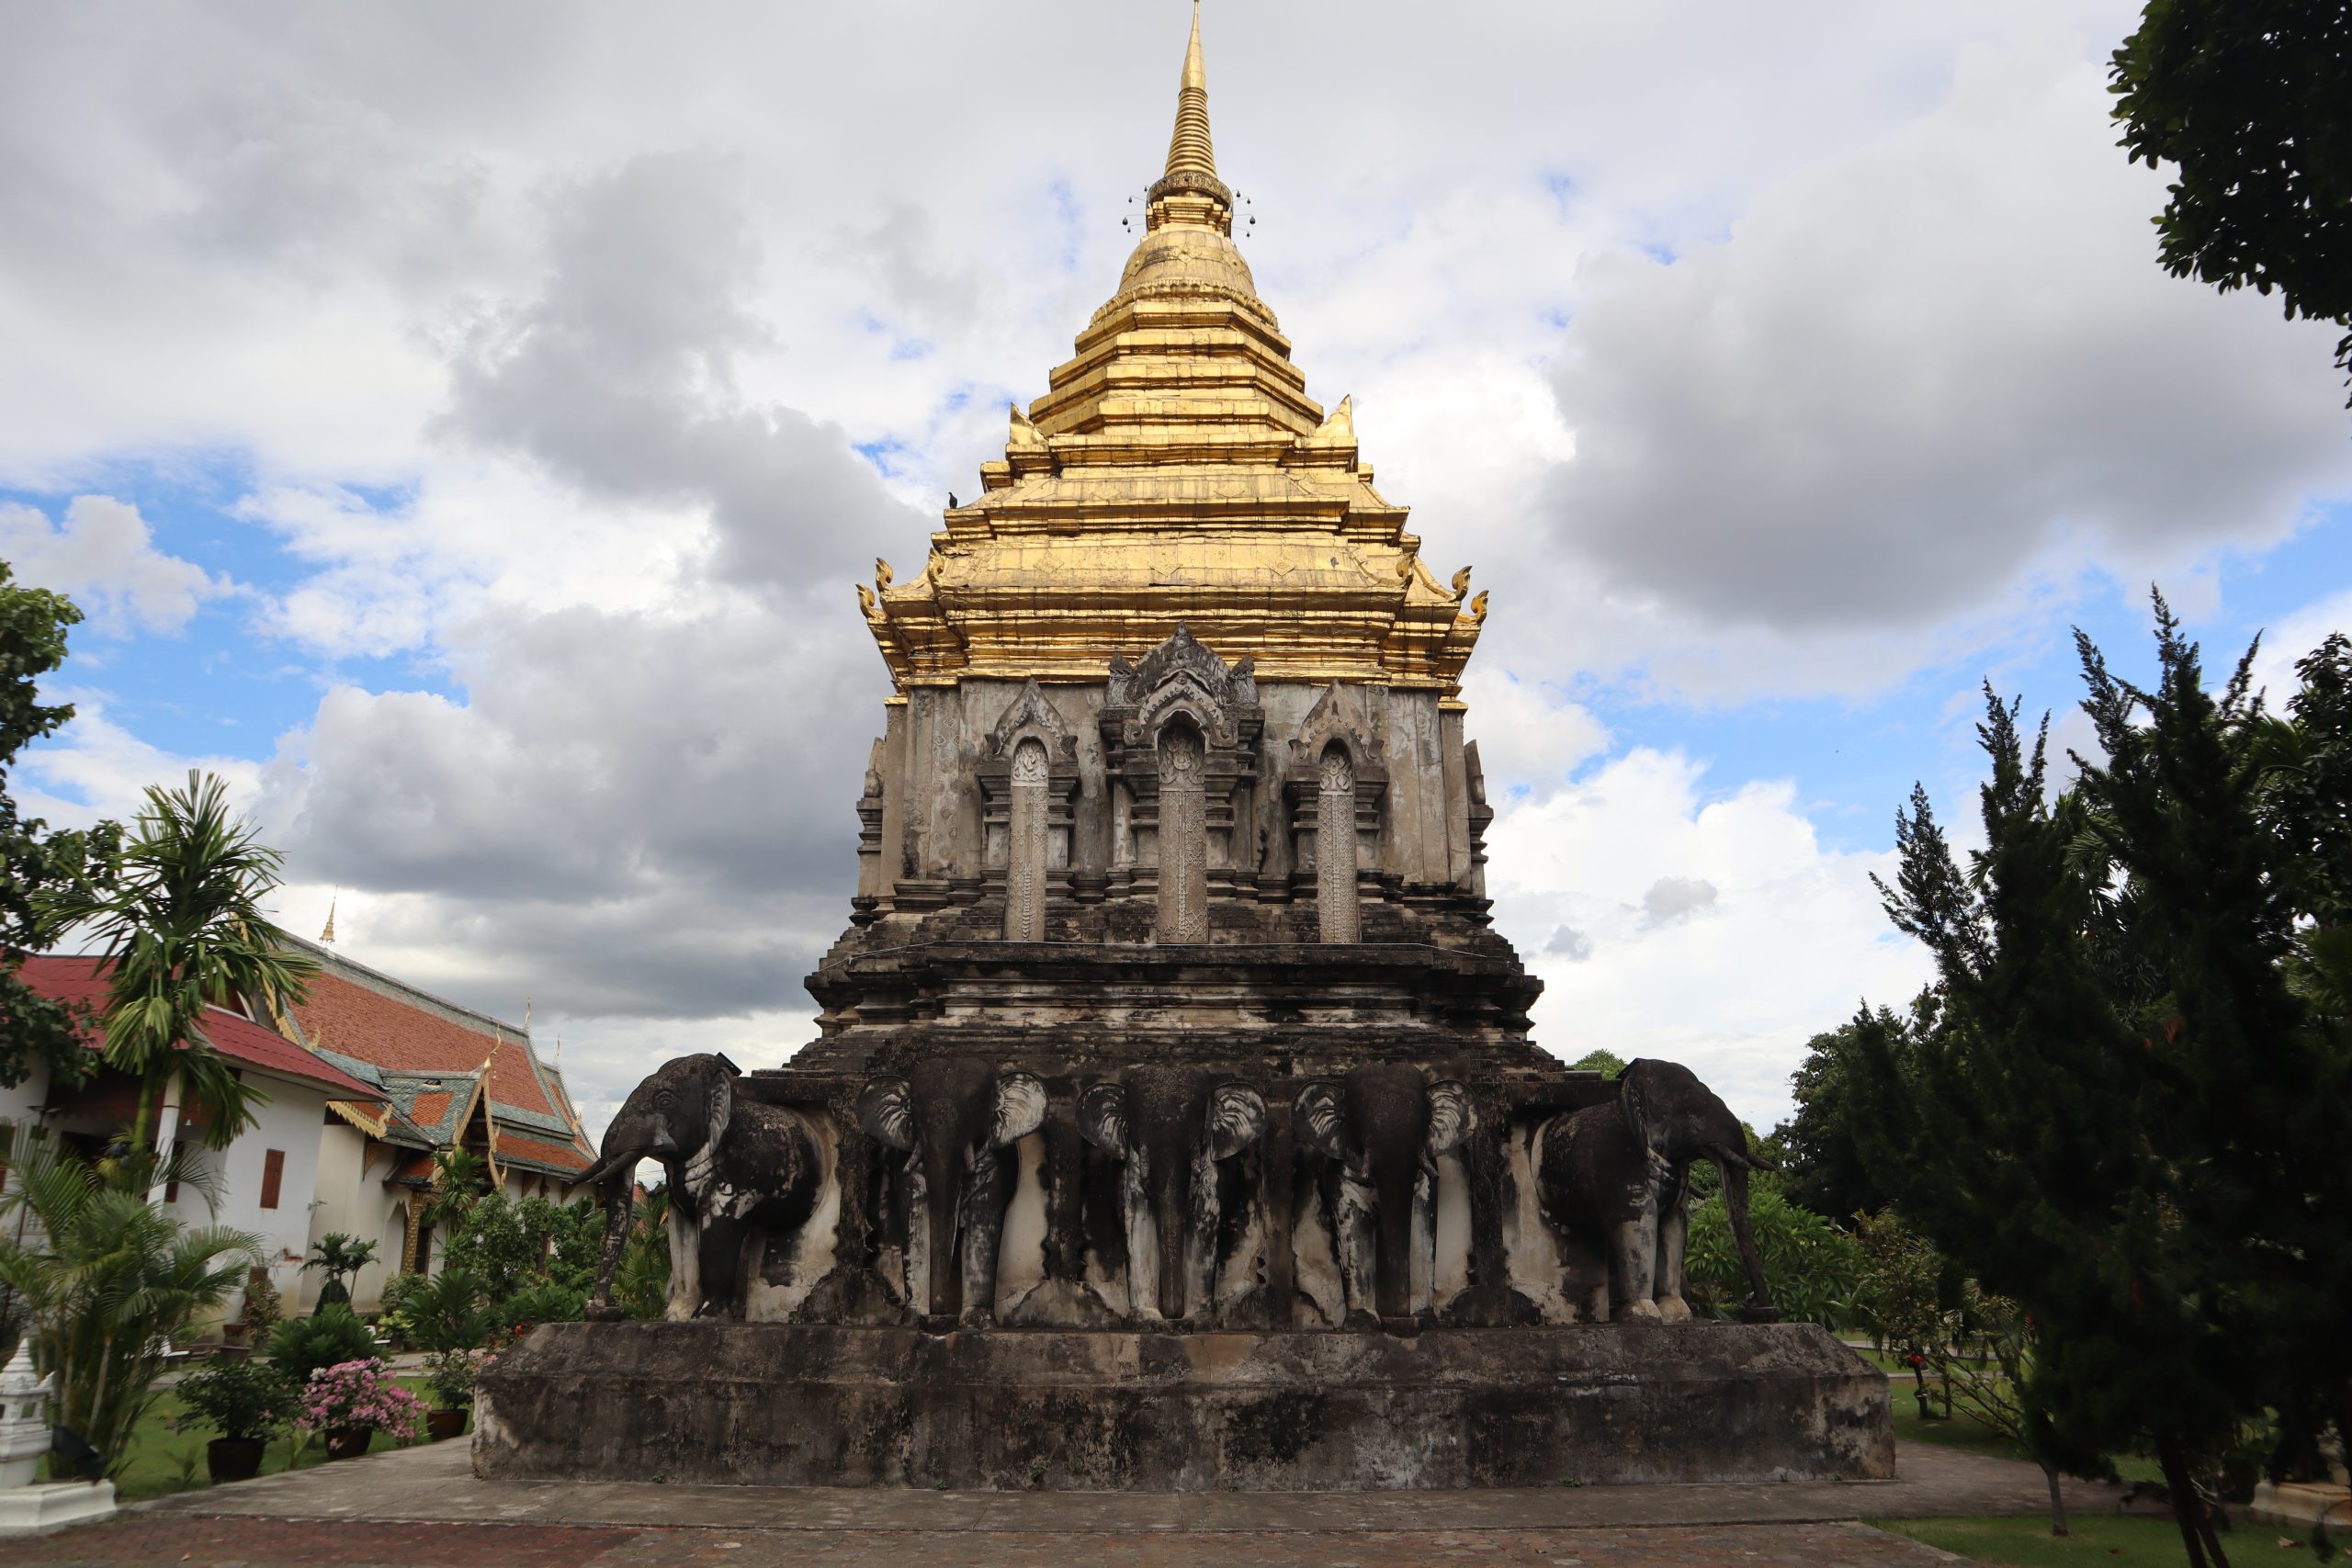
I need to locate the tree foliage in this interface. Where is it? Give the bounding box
[302,1232,379,1313]
[441,1190,601,1320]
[2110,0,2352,400]
[612,1184,672,1321]
[1772,1012,1911,1224]
[0,1138,258,1478]
[1684,1173,1860,1330]
[1844,596,2352,1568]
[0,563,116,1092]
[34,770,317,1150]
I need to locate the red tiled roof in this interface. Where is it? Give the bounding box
[20,955,383,1103]
[407,1089,455,1126]
[290,969,557,1120]
[494,1133,593,1177]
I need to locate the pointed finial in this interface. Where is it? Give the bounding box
[1162,1,1218,185]
[875,558,894,591]
[1451,566,1473,597]
[320,894,338,944]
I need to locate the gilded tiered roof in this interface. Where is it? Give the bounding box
[862,4,1486,697]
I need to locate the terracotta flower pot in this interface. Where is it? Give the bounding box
[206,1437,266,1483]
[323,1427,375,1461]
[425,1407,468,1442]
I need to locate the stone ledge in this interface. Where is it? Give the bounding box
[475,1322,1890,1491]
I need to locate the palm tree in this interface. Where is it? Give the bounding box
[0,1139,258,1478]
[301,1232,379,1312]
[36,770,318,1154]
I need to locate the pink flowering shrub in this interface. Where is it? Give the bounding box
[295,1359,427,1438]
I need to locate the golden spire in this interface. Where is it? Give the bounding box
[1164,1,1216,184]
[319,894,337,944]
[1147,2,1231,235]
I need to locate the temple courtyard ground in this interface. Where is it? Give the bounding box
[14,1438,2240,1566]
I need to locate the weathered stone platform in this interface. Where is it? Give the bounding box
[473,1321,1891,1491]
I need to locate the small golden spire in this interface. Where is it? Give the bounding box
[1165,1,1216,184]
[320,894,338,944]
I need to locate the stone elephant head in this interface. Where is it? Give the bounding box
[1078,1068,1266,1322]
[574,1053,823,1320]
[1295,1063,1476,1323]
[857,1057,1046,1325]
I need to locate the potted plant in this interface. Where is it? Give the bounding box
[295,1358,425,1461]
[421,1348,492,1440]
[300,1234,379,1314]
[224,1267,282,1350]
[170,1358,290,1482]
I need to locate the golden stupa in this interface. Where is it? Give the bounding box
[861,3,1486,697]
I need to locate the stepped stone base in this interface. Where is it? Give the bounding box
[473,1321,1892,1491]
[0,1480,117,1536]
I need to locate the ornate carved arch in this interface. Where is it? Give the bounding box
[976,680,1083,936]
[1283,682,1387,924]
[1098,626,1266,923]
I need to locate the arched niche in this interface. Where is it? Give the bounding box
[976,679,1082,938]
[1006,738,1049,941]
[1315,741,1361,942]
[1283,682,1387,925]
[1098,626,1266,926]
[1156,717,1210,942]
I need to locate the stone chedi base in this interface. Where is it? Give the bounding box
[475,1322,1891,1491]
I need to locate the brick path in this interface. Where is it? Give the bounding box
[12,1438,2153,1565]
[13,1517,1957,1566]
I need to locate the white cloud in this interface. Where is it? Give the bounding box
[1540,29,2352,647]
[1488,749,1931,1128]
[0,496,231,634]
[15,692,262,827]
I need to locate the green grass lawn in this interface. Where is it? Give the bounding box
[1877,1514,2327,1567]
[109,1375,452,1502]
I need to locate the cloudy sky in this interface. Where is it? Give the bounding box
[5,2,2346,1135]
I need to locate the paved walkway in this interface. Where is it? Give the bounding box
[14,1440,2162,1566]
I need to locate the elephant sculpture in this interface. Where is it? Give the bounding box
[1078,1068,1266,1322]
[1295,1064,1476,1324]
[857,1057,1046,1325]
[1532,1057,1778,1323]
[576,1053,825,1321]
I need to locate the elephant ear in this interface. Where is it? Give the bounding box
[856,1078,914,1151]
[1425,1080,1476,1155]
[1618,1058,1660,1149]
[1206,1084,1266,1160]
[991,1072,1048,1147]
[1078,1082,1130,1159]
[1294,1082,1347,1162]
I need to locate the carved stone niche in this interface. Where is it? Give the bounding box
[974,681,1082,941]
[1282,682,1387,940]
[1098,626,1266,939]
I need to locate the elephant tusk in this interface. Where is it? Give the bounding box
[571,1147,651,1190]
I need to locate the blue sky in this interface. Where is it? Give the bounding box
[5,2,2348,1133]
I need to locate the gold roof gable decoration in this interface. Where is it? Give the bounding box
[864,3,1483,695]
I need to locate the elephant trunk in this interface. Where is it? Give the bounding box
[1153,1158,1190,1320]
[1374,1159,1417,1320]
[587,1170,635,1317]
[922,1131,964,1318]
[1715,1153,1775,1319]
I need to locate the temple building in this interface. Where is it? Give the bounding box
[481,9,1883,1492]
[281,935,595,1307]
[802,4,1541,1092]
